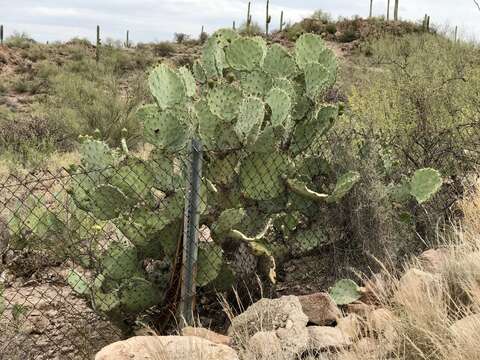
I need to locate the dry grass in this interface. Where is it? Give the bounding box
[340,179,480,360]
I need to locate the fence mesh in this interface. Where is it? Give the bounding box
[0,137,347,359]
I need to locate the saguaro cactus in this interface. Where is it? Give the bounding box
[387,0,390,20]
[0,25,3,45]
[246,2,252,31]
[394,0,399,20]
[96,25,101,63]
[280,11,286,32]
[265,0,272,36]
[369,0,373,18]
[125,30,130,48]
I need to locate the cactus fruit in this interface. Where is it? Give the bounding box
[329,279,362,305]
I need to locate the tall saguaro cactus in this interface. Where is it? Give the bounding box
[96,25,101,63]
[246,2,252,31]
[369,0,373,18]
[125,30,130,48]
[394,0,399,20]
[265,0,272,36]
[387,0,390,20]
[0,25,3,46]
[280,11,285,32]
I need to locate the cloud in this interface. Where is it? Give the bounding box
[1,0,479,43]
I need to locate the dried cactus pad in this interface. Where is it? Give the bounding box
[329,279,362,305]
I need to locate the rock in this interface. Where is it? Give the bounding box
[298,292,341,326]
[345,301,375,319]
[308,326,352,351]
[229,296,309,357]
[418,248,449,273]
[95,336,239,360]
[21,310,50,334]
[337,313,364,340]
[182,326,232,346]
[450,314,480,340]
[395,268,440,306]
[367,308,394,333]
[244,331,283,359]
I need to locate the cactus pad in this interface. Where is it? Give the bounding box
[239,70,273,96]
[143,107,190,151]
[295,33,334,70]
[304,63,335,99]
[329,279,362,305]
[409,168,442,204]
[101,243,139,281]
[225,38,265,71]
[119,277,159,313]
[326,171,361,203]
[266,88,292,128]
[263,44,297,78]
[207,84,242,122]
[148,64,186,110]
[235,97,265,144]
[89,184,131,220]
[79,140,115,170]
[214,208,246,234]
[240,152,289,200]
[197,242,224,287]
[178,66,197,97]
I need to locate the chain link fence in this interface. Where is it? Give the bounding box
[0,136,352,359]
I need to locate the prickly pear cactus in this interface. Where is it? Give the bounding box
[35,31,363,326]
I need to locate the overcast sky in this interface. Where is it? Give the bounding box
[1,0,479,43]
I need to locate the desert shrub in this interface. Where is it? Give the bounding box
[6,32,35,49]
[12,77,29,93]
[238,21,264,36]
[152,41,175,57]
[22,44,47,62]
[326,23,337,34]
[311,9,332,23]
[66,37,92,47]
[173,32,189,44]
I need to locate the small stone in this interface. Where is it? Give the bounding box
[298,292,342,326]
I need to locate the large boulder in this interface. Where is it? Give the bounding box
[229,296,309,358]
[95,336,239,360]
[307,326,352,351]
[298,292,342,325]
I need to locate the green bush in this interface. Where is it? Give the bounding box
[6,32,35,49]
[311,9,332,23]
[152,42,175,57]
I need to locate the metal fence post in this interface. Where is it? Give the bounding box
[179,138,203,327]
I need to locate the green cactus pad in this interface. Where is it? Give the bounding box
[79,140,115,170]
[290,105,338,154]
[263,44,297,78]
[329,279,362,305]
[214,208,246,234]
[409,168,442,204]
[266,88,292,128]
[207,84,242,122]
[272,78,297,101]
[110,157,155,201]
[148,64,186,110]
[251,36,268,65]
[247,126,280,153]
[240,152,290,200]
[119,277,159,313]
[195,99,220,150]
[197,242,224,287]
[292,96,313,120]
[67,270,90,295]
[143,107,190,152]
[89,184,131,220]
[239,70,273,96]
[178,66,197,97]
[101,243,139,281]
[295,33,335,70]
[93,290,120,313]
[149,154,178,192]
[212,29,239,48]
[234,97,265,144]
[326,171,361,203]
[202,37,226,78]
[225,37,265,71]
[192,60,207,84]
[206,152,241,186]
[304,63,335,100]
[291,225,329,256]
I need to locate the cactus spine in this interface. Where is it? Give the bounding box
[265,0,271,36]
[96,25,101,63]
[394,0,399,20]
